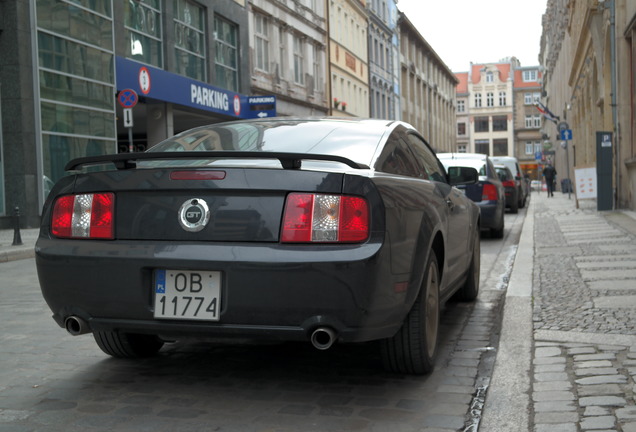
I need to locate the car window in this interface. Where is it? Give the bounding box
[405,134,447,183]
[376,134,421,178]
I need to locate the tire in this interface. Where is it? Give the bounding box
[490,213,505,239]
[510,199,519,214]
[381,253,440,375]
[453,228,480,302]
[93,331,164,358]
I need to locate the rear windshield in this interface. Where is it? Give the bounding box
[146,120,389,168]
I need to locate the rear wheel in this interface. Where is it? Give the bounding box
[93,331,164,358]
[381,253,440,375]
[452,228,480,302]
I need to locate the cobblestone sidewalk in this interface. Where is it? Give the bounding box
[531,192,636,432]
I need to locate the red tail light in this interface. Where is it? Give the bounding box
[51,193,115,239]
[502,180,516,188]
[482,184,499,201]
[282,193,369,243]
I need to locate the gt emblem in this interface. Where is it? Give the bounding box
[178,198,210,232]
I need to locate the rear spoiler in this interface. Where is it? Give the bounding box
[65,151,369,171]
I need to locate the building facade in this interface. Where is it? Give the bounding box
[540,0,636,209]
[513,65,544,180]
[328,0,369,117]
[0,0,252,228]
[248,0,329,116]
[0,0,463,227]
[398,13,457,152]
[453,59,543,179]
[367,0,399,120]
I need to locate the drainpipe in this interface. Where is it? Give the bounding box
[608,0,619,208]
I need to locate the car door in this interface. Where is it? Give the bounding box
[405,133,472,284]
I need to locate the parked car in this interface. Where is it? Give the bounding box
[437,153,505,238]
[36,118,481,375]
[495,164,519,213]
[490,156,529,209]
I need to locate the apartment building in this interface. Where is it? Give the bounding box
[540,0,636,209]
[367,0,399,120]
[513,65,544,180]
[328,0,369,117]
[249,0,329,116]
[398,13,457,151]
[454,59,543,179]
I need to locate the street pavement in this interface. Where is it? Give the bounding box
[2,190,636,431]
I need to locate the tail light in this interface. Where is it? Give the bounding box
[502,180,516,188]
[281,193,369,243]
[482,184,499,201]
[51,193,115,239]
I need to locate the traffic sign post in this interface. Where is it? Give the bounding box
[118,89,138,153]
[558,127,573,199]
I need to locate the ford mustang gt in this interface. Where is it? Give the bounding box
[36,118,480,374]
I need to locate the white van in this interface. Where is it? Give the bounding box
[490,156,529,208]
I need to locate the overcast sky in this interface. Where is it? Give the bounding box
[395,0,548,72]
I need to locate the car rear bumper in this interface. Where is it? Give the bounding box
[35,237,409,344]
[477,201,501,229]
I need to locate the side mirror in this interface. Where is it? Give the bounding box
[447,166,479,186]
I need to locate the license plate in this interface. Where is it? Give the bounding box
[154,270,221,321]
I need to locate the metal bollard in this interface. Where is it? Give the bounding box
[12,206,23,246]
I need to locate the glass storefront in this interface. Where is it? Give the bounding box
[36,0,117,192]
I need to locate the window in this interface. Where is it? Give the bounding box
[174,0,205,81]
[293,34,304,85]
[474,93,482,107]
[524,93,533,105]
[525,115,533,128]
[533,92,541,103]
[406,134,447,183]
[254,14,269,71]
[499,91,506,106]
[486,92,494,107]
[214,16,238,91]
[457,122,466,135]
[492,116,507,131]
[457,144,467,153]
[475,117,489,132]
[124,0,162,67]
[532,115,542,128]
[36,1,116,190]
[457,100,465,113]
[534,142,542,154]
[493,139,508,156]
[475,139,489,155]
[525,142,534,155]
[312,44,321,92]
[523,69,538,82]
[486,71,494,82]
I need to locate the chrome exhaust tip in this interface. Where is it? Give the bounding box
[310,327,337,350]
[64,316,90,336]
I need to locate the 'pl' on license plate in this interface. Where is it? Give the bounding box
[154,270,221,321]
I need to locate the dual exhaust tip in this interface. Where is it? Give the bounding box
[64,316,338,350]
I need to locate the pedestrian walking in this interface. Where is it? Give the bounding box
[543,164,557,197]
